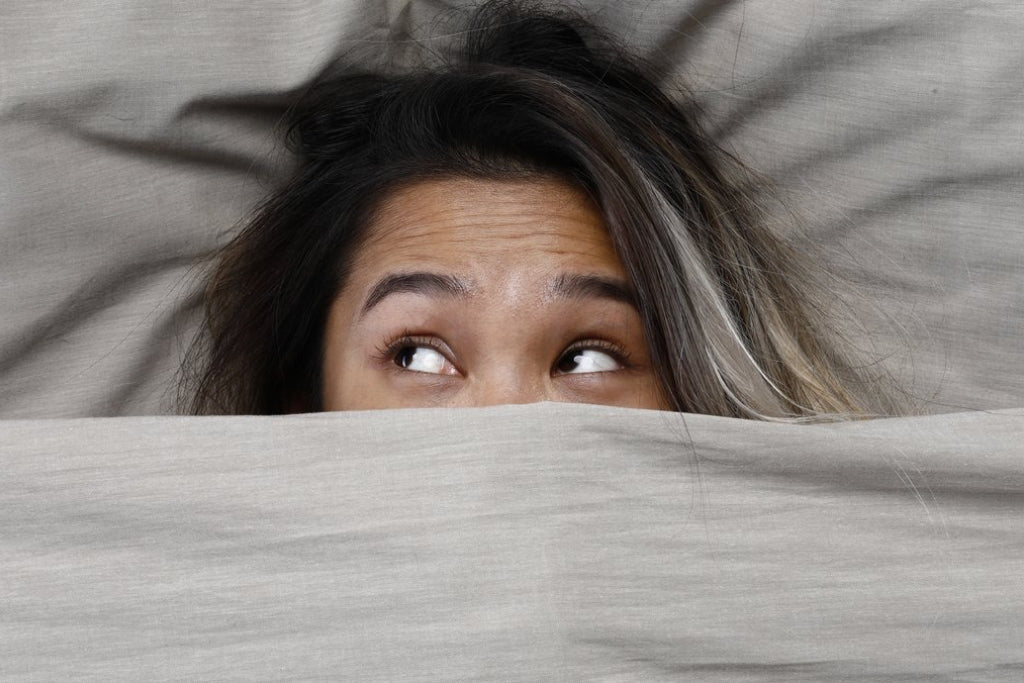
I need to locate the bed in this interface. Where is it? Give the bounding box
[2,0,1022,678]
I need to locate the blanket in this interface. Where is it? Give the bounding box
[3,403,1023,679]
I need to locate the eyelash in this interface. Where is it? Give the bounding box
[374,331,633,373]
[374,330,453,368]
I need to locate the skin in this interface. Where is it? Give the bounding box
[321,176,667,410]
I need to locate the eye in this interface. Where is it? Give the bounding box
[555,346,624,375]
[393,344,451,375]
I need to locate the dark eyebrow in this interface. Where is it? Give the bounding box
[360,271,473,318]
[549,273,638,308]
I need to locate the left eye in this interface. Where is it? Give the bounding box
[555,347,622,375]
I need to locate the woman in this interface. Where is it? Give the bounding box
[184,0,895,419]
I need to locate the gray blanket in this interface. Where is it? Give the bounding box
[3,404,1023,679]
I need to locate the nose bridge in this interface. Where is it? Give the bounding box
[458,295,555,406]
[468,360,552,407]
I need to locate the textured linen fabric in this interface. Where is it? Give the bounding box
[3,403,1023,679]
[2,0,1023,416]
[3,4,1022,678]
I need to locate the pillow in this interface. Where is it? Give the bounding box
[2,0,1021,417]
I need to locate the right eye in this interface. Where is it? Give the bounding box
[393,344,451,375]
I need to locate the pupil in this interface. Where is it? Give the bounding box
[556,351,580,373]
[396,346,416,368]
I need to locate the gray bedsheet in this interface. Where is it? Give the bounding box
[2,0,1023,417]
[3,2,1023,677]
[3,403,1022,679]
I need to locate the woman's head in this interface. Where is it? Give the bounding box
[322,175,664,410]
[321,176,663,411]
[185,0,886,418]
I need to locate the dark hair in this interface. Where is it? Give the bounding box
[183,0,897,419]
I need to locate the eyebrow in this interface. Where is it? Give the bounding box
[548,273,637,308]
[360,272,473,318]
[358,270,637,318]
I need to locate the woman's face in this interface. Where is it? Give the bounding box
[322,176,666,410]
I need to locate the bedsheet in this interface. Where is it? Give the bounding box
[4,3,1024,675]
[3,403,1023,679]
[3,0,1024,417]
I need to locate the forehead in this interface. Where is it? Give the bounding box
[350,176,624,278]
